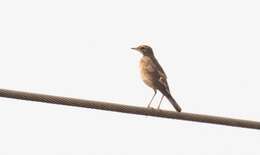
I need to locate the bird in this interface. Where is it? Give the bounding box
[131,45,182,112]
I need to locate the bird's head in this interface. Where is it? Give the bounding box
[131,45,154,57]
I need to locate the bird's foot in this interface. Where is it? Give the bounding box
[147,106,155,110]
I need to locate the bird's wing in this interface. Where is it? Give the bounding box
[151,57,167,79]
[150,57,170,92]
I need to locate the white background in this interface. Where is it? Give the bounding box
[0,0,260,154]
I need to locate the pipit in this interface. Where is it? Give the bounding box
[132,45,182,112]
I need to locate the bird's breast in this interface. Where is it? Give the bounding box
[139,57,155,72]
[139,57,156,89]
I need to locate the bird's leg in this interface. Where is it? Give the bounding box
[147,90,157,108]
[157,95,164,109]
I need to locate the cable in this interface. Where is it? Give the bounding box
[0,88,259,130]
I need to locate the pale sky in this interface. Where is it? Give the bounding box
[0,0,260,154]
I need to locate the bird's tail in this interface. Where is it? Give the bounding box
[165,94,182,112]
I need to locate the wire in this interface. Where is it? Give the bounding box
[0,88,259,130]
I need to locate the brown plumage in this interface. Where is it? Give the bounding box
[132,45,182,112]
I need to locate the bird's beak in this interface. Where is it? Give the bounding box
[131,47,138,51]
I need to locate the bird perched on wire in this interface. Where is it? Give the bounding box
[132,45,182,112]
